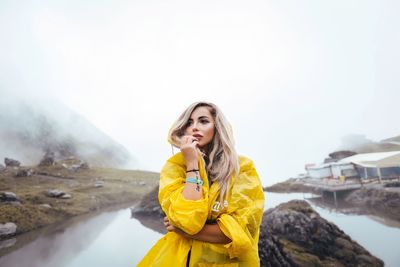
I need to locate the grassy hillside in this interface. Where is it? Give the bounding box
[0,163,159,237]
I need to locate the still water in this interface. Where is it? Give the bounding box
[0,207,162,267]
[0,193,399,266]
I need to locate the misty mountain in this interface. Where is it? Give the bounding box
[0,95,135,168]
[338,134,400,154]
[381,135,400,144]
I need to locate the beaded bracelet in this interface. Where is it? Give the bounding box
[186,177,204,186]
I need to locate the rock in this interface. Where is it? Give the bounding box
[46,189,65,198]
[131,186,164,218]
[95,181,104,188]
[0,192,19,202]
[14,168,34,177]
[138,181,146,186]
[39,204,52,209]
[0,164,5,171]
[60,194,72,199]
[46,189,71,199]
[38,151,55,166]
[130,186,166,234]
[71,162,89,171]
[4,158,20,167]
[264,179,321,194]
[328,150,357,161]
[61,160,89,172]
[0,223,17,237]
[258,200,384,267]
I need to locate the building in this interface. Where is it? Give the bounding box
[306,151,400,182]
[338,151,400,182]
[306,162,358,179]
[306,163,333,179]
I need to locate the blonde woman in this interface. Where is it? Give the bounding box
[138,102,264,267]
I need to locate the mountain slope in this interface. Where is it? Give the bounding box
[0,95,135,167]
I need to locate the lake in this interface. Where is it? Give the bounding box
[0,192,399,266]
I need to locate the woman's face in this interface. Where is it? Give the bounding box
[184,106,215,148]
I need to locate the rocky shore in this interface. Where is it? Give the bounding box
[132,186,383,266]
[0,157,159,241]
[265,178,400,223]
[263,178,321,194]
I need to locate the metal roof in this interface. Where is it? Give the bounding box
[338,151,400,168]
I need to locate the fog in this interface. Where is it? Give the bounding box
[1,0,399,185]
[0,93,133,167]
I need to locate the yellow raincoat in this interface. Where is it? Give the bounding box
[137,152,264,267]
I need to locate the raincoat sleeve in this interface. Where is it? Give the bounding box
[216,157,265,259]
[158,153,209,235]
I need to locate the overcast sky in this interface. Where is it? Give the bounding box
[1,0,399,186]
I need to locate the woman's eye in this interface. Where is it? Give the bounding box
[200,120,209,124]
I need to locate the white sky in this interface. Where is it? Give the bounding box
[1,0,399,186]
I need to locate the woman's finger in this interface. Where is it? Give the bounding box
[183,135,197,144]
[192,140,199,147]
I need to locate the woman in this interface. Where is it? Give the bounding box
[138,102,264,267]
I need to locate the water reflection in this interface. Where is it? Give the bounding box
[0,238,16,250]
[131,213,166,235]
[308,195,400,228]
[0,208,162,267]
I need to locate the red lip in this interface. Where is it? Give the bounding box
[193,134,203,138]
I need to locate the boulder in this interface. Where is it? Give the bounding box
[0,192,19,202]
[130,186,166,234]
[95,181,104,188]
[0,164,5,171]
[60,193,72,199]
[131,186,164,218]
[14,168,34,177]
[38,151,55,167]
[46,189,65,198]
[4,158,20,167]
[259,200,383,267]
[61,161,89,172]
[0,223,17,238]
[39,204,52,209]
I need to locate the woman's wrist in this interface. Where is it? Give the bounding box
[186,162,198,171]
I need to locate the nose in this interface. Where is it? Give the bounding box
[191,122,199,132]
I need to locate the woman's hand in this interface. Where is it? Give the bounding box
[163,216,176,232]
[163,217,186,236]
[163,216,231,244]
[179,135,199,169]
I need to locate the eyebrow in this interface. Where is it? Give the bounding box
[189,116,210,120]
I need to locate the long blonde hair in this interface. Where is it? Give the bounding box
[168,102,240,202]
